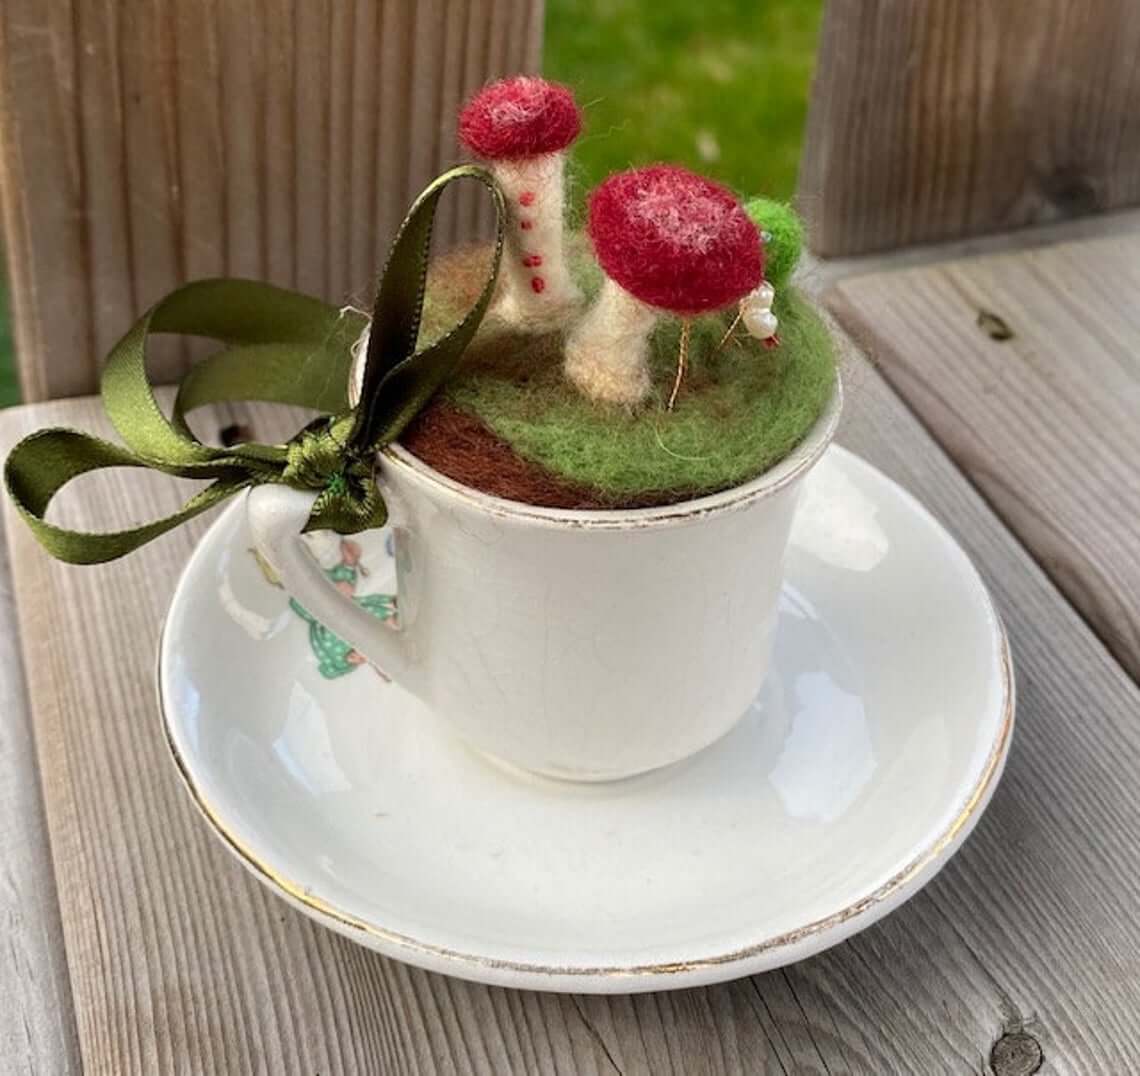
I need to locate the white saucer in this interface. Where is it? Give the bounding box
[159,446,1013,994]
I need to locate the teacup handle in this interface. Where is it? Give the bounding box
[246,484,417,686]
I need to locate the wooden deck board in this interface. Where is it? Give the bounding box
[0,522,80,1073]
[827,233,1140,682]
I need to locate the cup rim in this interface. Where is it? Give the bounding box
[381,375,843,530]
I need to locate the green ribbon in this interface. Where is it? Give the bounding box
[4,166,505,564]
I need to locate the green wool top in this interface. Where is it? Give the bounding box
[413,237,836,506]
[745,197,805,289]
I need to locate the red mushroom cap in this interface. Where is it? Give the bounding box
[587,165,763,315]
[458,76,582,160]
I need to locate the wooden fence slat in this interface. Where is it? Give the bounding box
[0,0,546,401]
[799,0,1140,257]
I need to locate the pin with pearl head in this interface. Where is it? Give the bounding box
[743,278,778,342]
[716,277,779,354]
[716,199,806,354]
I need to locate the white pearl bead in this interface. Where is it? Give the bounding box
[743,307,778,340]
[749,281,775,309]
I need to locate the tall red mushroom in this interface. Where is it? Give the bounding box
[565,165,763,406]
[459,76,583,329]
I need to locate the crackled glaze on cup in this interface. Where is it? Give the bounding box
[248,384,842,780]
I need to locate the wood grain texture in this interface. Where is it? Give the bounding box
[3,349,1140,1070]
[0,0,545,401]
[827,233,1140,682]
[0,533,81,1074]
[799,0,1140,257]
[801,204,1140,299]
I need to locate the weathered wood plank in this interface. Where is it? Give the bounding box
[0,530,81,1074]
[799,0,1140,257]
[0,0,545,402]
[803,349,1140,1073]
[3,340,1140,1070]
[801,205,1140,298]
[827,233,1140,682]
[0,1,94,400]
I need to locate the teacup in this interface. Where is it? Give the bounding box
[249,382,841,781]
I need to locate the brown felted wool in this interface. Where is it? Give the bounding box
[400,402,608,509]
[401,402,725,510]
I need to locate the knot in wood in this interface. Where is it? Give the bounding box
[990,1031,1043,1076]
[1043,168,1100,216]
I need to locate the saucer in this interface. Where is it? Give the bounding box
[158,446,1013,993]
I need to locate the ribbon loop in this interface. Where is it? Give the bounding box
[352,165,505,454]
[4,166,505,565]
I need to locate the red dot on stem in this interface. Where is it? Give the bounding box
[519,191,537,206]
[531,276,546,293]
[522,253,543,268]
[520,220,534,230]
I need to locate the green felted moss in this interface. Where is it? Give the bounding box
[413,242,836,505]
[744,198,804,288]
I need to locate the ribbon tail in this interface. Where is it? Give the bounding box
[4,428,252,565]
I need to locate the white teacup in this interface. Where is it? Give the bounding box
[249,384,841,781]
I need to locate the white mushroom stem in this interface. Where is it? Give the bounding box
[490,153,582,329]
[564,277,657,406]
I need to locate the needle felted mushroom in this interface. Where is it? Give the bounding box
[458,76,583,329]
[564,164,763,407]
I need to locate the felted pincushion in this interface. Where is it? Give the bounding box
[399,233,836,509]
[393,76,837,510]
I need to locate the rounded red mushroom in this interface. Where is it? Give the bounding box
[459,76,581,160]
[589,165,762,313]
[458,77,584,328]
[565,165,763,406]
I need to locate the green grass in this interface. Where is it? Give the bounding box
[545,0,824,207]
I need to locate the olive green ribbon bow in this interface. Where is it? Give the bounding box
[3,166,505,565]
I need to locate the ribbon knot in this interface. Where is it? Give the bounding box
[3,166,506,565]
[282,416,387,535]
[283,415,354,488]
